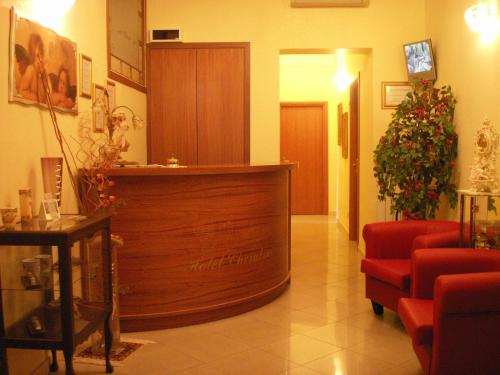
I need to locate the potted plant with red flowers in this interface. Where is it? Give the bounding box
[374,81,458,219]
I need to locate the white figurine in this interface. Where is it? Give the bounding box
[469,118,499,192]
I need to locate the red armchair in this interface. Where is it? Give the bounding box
[398,249,500,375]
[361,220,460,315]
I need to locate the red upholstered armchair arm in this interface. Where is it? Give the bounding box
[412,230,460,251]
[411,249,500,299]
[434,272,500,315]
[363,221,459,259]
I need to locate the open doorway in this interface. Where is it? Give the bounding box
[279,50,368,242]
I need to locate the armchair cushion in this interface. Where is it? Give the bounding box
[398,298,433,346]
[361,258,410,290]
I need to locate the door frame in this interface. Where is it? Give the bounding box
[349,75,360,241]
[280,102,328,214]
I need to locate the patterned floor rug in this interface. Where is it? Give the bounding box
[74,338,154,367]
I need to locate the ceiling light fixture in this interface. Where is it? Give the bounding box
[464,0,499,42]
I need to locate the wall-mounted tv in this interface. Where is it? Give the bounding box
[403,39,436,82]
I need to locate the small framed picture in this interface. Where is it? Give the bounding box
[40,197,60,221]
[337,103,343,146]
[106,80,116,111]
[79,54,92,98]
[342,112,349,159]
[93,83,106,133]
[381,82,412,109]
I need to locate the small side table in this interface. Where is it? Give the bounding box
[458,189,500,249]
[0,213,113,375]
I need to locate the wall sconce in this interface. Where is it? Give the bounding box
[464,0,499,42]
[334,50,353,92]
[30,0,75,29]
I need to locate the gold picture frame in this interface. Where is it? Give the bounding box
[106,80,116,111]
[337,103,343,146]
[381,82,412,109]
[92,83,106,133]
[79,54,92,98]
[107,0,146,93]
[342,112,349,159]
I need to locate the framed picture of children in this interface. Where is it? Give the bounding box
[9,8,78,114]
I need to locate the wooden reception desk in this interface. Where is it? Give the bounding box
[107,163,294,332]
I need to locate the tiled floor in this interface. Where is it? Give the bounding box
[57,215,423,374]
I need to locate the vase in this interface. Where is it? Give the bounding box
[101,144,121,164]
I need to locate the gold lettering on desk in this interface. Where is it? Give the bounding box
[188,248,273,272]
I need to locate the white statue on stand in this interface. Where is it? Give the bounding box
[469,118,499,192]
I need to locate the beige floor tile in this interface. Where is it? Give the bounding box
[257,309,333,334]
[298,299,359,322]
[217,318,295,347]
[383,357,424,375]
[341,310,408,341]
[347,335,415,365]
[303,322,368,348]
[172,363,224,375]
[209,348,296,375]
[277,366,324,375]
[303,349,394,375]
[260,334,342,364]
[164,332,251,362]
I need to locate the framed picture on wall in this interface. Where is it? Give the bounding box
[382,82,412,109]
[107,0,146,92]
[9,8,78,114]
[79,54,92,98]
[93,84,106,133]
[106,80,116,111]
[342,112,349,159]
[337,103,343,146]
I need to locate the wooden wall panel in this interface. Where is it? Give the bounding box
[196,48,246,165]
[148,48,198,165]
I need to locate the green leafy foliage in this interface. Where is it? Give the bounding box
[374,81,458,219]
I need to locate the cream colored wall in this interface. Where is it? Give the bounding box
[0,0,147,214]
[148,0,426,251]
[425,0,500,220]
[0,1,146,373]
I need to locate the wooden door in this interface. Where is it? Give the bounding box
[280,103,328,214]
[197,46,249,164]
[148,48,198,165]
[349,75,360,241]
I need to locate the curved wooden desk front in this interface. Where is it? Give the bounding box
[107,164,293,331]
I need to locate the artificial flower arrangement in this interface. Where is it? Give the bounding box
[374,80,458,219]
[77,90,144,212]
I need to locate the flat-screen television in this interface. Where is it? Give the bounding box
[403,39,436,82]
